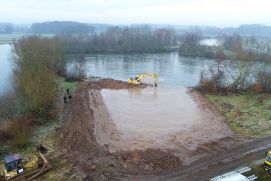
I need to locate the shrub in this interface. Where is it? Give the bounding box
[6,115,33,148]
[251,80,263,93]
[197,62,227,93]
[0,127,13,143]
[12,36,63,119]
[215,50,227,60]
[0,90,17,122]
[257,95,265,104]
[256,69,271,92]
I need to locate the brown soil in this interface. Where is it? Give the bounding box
[48,78,270,181]
[132,135,271,181]
[84,78,148,90]
[58,79,181,180]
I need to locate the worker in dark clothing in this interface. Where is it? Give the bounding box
[64,95,67,104]
[68,95,72,102]
[66,88,70,95]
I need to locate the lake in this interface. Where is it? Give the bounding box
[0,43,265,94]
[67,53,219,88]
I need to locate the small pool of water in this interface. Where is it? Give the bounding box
[102,87,201,137]
[101,87,234,164]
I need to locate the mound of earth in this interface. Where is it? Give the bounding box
[86,78,148,90]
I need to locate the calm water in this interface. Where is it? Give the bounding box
[0,44,12,94]
[67,52,268,88]
[100,87,233,163]
[67,53,219,88]
[0,44,266,94]
[102,87,202,135]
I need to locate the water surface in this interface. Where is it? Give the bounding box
[101,87,234,164]
[102,87,200,136]
[67,52,218,88]
[0,44,12,94]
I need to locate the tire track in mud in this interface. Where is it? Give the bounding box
[130,136,271,181]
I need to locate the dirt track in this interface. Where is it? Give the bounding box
[130,135,271,181]
[58,79,268,180]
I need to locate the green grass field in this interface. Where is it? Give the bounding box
[206,93,271,180]
[206,93,271,137]
[244,164,271,181]
[57,77,78,92]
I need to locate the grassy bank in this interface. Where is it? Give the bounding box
[57,77,78,91]
[247,165,271,181]
[206,93,271,137]
[206,92,271,179]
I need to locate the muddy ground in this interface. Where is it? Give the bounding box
[129,135,271,181]
[58,79,180,180]
[49,78,246,180]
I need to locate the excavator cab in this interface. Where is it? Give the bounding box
[2,154,24,179]
[264,151,271,173]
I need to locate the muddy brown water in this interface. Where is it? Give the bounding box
[102,87,201,137]
[100,87,235,165]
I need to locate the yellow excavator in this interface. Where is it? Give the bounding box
[264,150,271,173]
[128,73,158,87]
[0,146,51,180]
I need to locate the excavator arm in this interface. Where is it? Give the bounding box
[128,73,158,86]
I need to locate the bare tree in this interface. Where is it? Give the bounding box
[12,36,64,118]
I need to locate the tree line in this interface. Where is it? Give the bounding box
[178,33,227,59]
[57,26,177,54]
[31,21,93,35]
[178,32,271,61]
[0,23,13,34]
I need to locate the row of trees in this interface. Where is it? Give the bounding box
[0,23,13,34]
[223,34,271,61]
[58,26,177,54]
[178,32,271,62]
[197,60,271,94]
[178,33,227,59]
[31,21,93,35]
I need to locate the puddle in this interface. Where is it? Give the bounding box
[100,87,234,164]
[102,87,201,138]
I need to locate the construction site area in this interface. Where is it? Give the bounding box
[23,77,268,181]
[1,2,271,179]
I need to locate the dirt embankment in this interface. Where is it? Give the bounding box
[58,79,181,180]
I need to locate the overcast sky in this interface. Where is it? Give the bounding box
[0,0,270,27]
